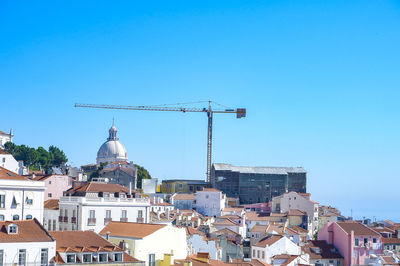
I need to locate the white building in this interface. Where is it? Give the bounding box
[186,227,222,260]
[251,235,302,264]
[171,193,196,210]
[43,199,59,231]
[0,129,12,149]
[0,149,27,175]
[100,221,187,265]
[0,166,45,222]
[195,188,226,217]
[59,182,150,233]
[0,219,56,265]
[272,191,319,236]
[96,123,128,164]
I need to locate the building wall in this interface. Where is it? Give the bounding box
[310,258,343,266]
[43,208,59,231]
[0,154,20,174]
[0,241,56,265]
[0,179,45,222]
[212,168,306,204]
[195,191,225,217]
[0,133,12,148]
[43,175,71,201]
[106,225,187,266]
[251,237,301,264]
[173,199,195,210]
[101,169,137,189]
[59,196,150,233]
[188,234,220,260]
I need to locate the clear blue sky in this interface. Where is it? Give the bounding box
[1,1,399,221]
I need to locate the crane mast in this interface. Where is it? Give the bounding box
[74,101,246,184]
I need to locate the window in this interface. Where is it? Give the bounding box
[206,195,209,199]
[114,253,123,262]
[89,210,95,218]
[26,215,32,219]
[52,220,56,231]
[252,249,255,257]
[48,219,52,231]
[41,248,48,266]
[0,195,4,208]
[121,210,127,218]
[106,210,111,218]
[48,181,51,184]
[257,250,260,258]
[0,215,4,221]
[149,254,155,266]
[0,250,3,266]
[48,193,52,198]
[138,210,143,218]
[26,198,33,205]
[373,238,377,243]
[12,214,19,221]
[18,249,26,266]
[262,251,265,259]
[66,254,76,263]
[2,158,5,163]
[355,238,359,246]
[82,254,92,263]
[364,238,368,245]
[72,209,76,217]
[99,253,108,262]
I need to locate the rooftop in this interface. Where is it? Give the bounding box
[213,163,306,175]
[0,219,54,243]
[100,221,166,238]
[173,193,196,200]
[256,235,283,247]
[337,222,381,236]
[302,240,343,260]
[44,199,59,210]
[0,166,26,180]
[65,182,129,195]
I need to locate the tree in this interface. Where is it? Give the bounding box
[37,146,52,172]
[49,145,68,167]
[134,164,152,189]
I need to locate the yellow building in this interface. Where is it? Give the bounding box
[160,179,208,194]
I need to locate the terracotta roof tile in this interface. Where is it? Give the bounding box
[173,193,196,200]
[65,182,129,195]
[0,219,54,243]
[245,212,271,221]
[50,230,125,253]
[44,199,59,210]
[382,238,400,244]
[287,209,307,216]
[199,188,221,192]
[337,222,381,236]
[302,240,343,260]
[100,221,166,238]
[213,218,239,226]
[0,166,26,180]
[255,235,283,247]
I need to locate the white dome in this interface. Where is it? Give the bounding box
[96,124,128,164]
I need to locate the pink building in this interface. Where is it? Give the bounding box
[244,203,271,214]
[318,221,383,266]
[33,174,71,201]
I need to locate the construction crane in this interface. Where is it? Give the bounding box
[74,101,246,184]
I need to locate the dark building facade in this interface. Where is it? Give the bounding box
[211,163,306,204]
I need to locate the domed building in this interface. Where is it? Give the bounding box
[96,124,128,164]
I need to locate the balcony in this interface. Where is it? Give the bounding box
[87,218,96,226]
[58,216,63,222]
[63,216,68,222]
[104,218,112,225]
[120,218,128,222]
[71,217,76,224]
[137,217,144,223]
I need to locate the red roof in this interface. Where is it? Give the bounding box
[0,219,54,243]
[337,222,381,236]
[0,166,26,180]
[256,235,283,247]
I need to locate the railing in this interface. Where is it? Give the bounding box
[120,218,128,222]
[137,217,144,223]
[71,217,76,223]
[60,196,150,204]
[87,218,96,225]
[63,216,68,222]
[58,216,63,222]
[104,218,112,224]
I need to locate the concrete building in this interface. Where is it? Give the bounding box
[212,163,306,204]
[196,188,226,217]
[100,163,137,189]
[0,129,12,149]
[251,235,302,264]
[186,227,222,260]
[43,199,59,231]
[100,221,187,266]
[0,219,56,266]
[318,221,383,266]
[96,123,128,164]
[50,230,142,265]
[0,166,45,222]
[59,182,150,233]
[33,174,71,201]
[171,193,196,210]
[0,149,27,175]
[271,191,319,236]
